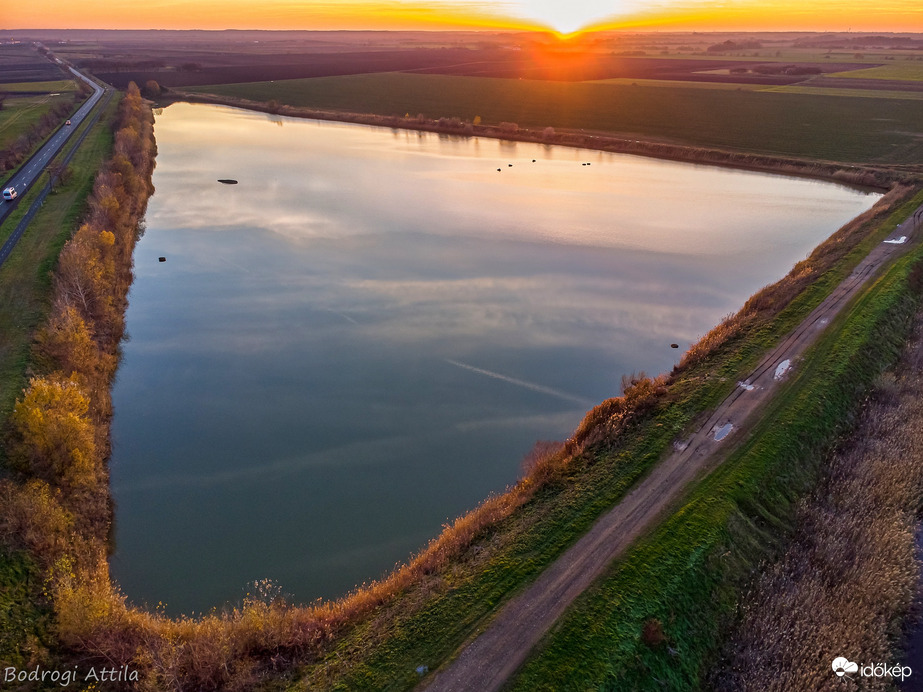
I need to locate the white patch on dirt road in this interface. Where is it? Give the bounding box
[738,381,755,391]
[774,359,792,380]
[713,423,734,442]
[884,236,908,244]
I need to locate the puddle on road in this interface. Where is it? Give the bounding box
[713,423,734,441]
[774,359,792,380]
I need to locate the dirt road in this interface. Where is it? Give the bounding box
[421,203,923,692]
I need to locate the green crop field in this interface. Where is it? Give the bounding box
[829,62,923,81]
[0,79,78,93]
[188,72,923,164]
[0,94,73,156]
[760,84,923,99]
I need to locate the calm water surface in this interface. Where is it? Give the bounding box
[110,103,880,614]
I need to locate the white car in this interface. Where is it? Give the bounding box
[2,187,17,201]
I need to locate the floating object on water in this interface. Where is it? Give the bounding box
[158,257,166,262]
[670,343,679,349]
[218,179,238,185]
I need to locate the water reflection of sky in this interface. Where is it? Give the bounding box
[110,103,881,615]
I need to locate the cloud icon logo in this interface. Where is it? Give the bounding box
[832,657,859,677]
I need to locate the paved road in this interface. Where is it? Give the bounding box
[421,202,923,692]
[0,65,105,227]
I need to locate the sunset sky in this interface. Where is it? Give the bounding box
[7,0,923,35]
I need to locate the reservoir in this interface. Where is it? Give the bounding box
[110,102,880,614]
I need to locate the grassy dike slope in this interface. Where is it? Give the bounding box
[0,95,119,668]
[509,203,923,690]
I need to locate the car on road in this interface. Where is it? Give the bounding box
[65,120,71,126]
[2,187,17,201]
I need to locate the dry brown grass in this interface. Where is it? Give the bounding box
[713,312,923,691]
[678,184,912,372]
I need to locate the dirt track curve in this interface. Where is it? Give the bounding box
[421,201,923,692]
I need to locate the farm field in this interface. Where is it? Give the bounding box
[12,28,919,92]
[829,61,923,81]
[0,95,71,154]
[0,79,77,93]
[0,43,67,84]
[0,44,80,184]
[186,72,923,164]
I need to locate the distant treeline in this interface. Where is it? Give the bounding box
[794,35,923,49]
[79,58,202,73]
[707,39,763,53]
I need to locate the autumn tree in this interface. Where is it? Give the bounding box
[11,375,98,488]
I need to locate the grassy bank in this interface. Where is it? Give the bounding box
[185,73,923,164]
[508,215,923,690]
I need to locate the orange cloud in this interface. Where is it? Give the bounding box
[584,0,923,32]
[5,0,921,32]
[7,0,545,31]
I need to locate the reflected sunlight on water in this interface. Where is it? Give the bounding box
[109,102,881,614]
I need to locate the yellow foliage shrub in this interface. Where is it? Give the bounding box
[11,375,98,487]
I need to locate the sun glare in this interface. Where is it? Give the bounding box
[510,0,637,35]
